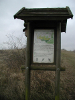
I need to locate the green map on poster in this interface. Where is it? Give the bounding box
[37,32,54,44]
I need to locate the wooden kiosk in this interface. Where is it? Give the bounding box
[14,6,73,100]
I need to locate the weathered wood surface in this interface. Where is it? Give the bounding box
[14,6,73,18]
[14,6,73,100]
[14,7,73,32]
[31,65,65,71]
[21,65,65,71]
[55,22,61,100]
[25,22,31,100]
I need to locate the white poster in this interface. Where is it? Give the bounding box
[33,29,54,63]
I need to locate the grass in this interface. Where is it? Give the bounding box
[0,49,75,100]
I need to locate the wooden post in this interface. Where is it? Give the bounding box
[55,22,61,100]
[25,22,31,100]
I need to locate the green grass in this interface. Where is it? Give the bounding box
[0,49,75,100]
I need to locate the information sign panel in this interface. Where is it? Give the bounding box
[33,29,54,63]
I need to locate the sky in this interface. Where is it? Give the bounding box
[0,0,75,50]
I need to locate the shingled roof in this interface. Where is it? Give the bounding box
[14,6,73,32]
[14,6,73,21]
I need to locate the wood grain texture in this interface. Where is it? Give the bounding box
[25,22,31,100]
[55,22,61,100]
[14,7,73,20]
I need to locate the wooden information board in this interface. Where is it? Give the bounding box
[14,6,73,100]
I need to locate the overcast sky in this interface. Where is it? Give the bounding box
[0,0,75,50]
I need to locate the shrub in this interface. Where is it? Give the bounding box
[5,48,26,69]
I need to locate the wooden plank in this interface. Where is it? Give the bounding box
[14,7,73,21]
[21,12,69,15]
[30,65,65,71]
[55,22,61,100]
[32,21,57,28]
[21,65,65,71]
[17,16,70,21]
[24,8,67,12]
[14,7,25,19]
[66,6,73,18]
[25,22,31,100]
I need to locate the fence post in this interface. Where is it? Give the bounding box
[25,22,31,100]
[55,22,61,100]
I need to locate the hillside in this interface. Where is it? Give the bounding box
[60,50,75,99]
[0,49,75,100]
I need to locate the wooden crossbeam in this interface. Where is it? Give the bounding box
[21,65,65,71]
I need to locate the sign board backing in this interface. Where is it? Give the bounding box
[33,29,54,63]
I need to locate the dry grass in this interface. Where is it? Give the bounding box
[60,50,75,100]
[0,49,26,100]
[30,70,55,100]
[0,49,75,100]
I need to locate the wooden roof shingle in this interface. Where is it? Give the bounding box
[14,6,73,32]
[14,6,73,21]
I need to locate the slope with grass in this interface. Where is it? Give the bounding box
[0,49,75,100]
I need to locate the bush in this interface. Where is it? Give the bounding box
[5,48,26,69]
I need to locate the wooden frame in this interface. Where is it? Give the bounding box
[55,22,61,100]
[30,21,57,65]
[25,22,31,100]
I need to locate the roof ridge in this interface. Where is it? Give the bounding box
[14,7,25,19]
